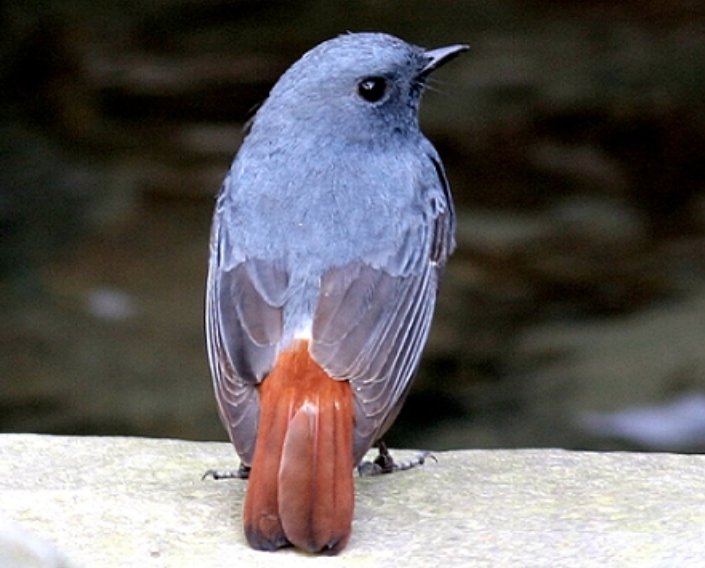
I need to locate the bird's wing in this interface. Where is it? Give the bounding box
[311,152,455,463]
[205,195,289,464]
[207,151,454,465]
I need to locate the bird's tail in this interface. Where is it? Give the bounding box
[243,340,354,555]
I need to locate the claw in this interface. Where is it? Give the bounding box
[392,450,437,472]
[202,462,251,481]
[357,441,436,476]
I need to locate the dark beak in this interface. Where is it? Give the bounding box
[419,44,469,77]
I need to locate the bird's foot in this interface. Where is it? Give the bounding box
[202,462,251,481]
[357,441,436,476]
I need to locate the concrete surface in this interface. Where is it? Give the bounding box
[1,434,704,567]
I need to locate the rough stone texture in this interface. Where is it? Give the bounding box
[1,434,704,567]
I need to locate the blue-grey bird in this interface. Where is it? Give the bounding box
[206,32,466,554]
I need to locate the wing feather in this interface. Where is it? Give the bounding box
[205,209,288,464]
[311,151,454,462]
[207,150,454,466]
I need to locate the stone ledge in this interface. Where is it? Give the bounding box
[1,434,704,567]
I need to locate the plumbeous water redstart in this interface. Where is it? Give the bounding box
[205,32,467,554]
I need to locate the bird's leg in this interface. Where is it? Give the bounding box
[202,462,251,481]
[357,440,436,476]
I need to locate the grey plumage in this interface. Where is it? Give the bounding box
[206,32,465,466]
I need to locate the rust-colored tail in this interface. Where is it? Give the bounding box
[243,341,354,554]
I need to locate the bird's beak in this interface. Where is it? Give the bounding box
[420,44,469,77]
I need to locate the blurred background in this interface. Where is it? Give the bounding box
[2,0,705,454]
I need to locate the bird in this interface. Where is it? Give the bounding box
[205,32,466,555]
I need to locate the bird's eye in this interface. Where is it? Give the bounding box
[357,76,388,103]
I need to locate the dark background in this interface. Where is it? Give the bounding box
[2,1,705,453]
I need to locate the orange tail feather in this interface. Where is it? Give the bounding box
[243,341,354,554]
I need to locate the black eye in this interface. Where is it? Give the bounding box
[357,76,387,103]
